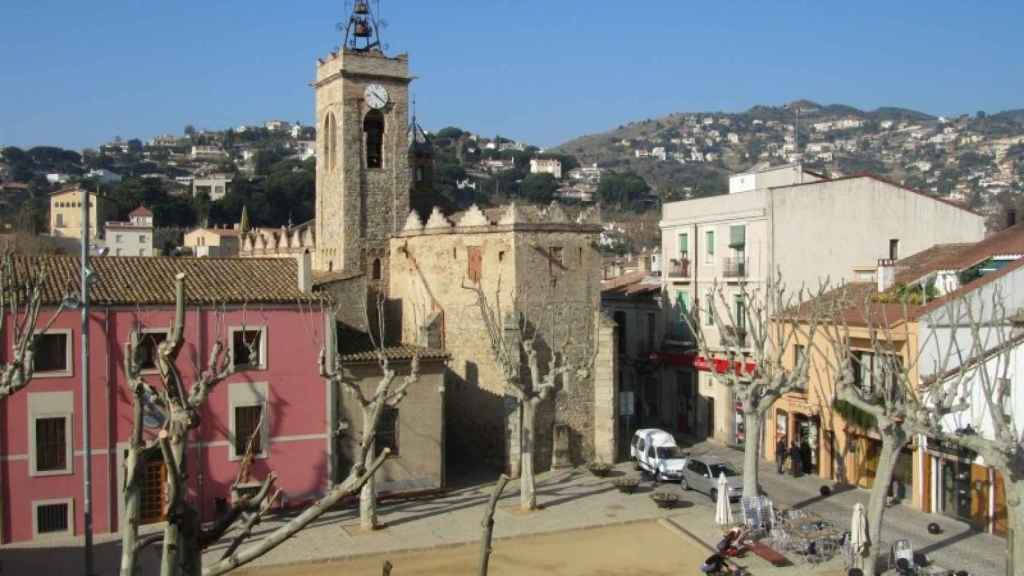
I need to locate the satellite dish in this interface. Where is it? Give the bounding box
[142,388,167,430]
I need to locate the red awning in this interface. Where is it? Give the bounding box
[693,355,756,375]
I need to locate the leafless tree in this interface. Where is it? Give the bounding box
[682,274,832,498]
[914,287,1024,576]
[318,296,421,531]
[118,273,391,576]
[467,283,595,512]
[818,289,962,576]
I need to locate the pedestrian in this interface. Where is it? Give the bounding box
[800,441,812,475]
[775,435,787,474]
[789,443,802,477]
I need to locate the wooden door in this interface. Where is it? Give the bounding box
[994,470,1008,536]
[141,458,168,524]
[922,455,932,514]
[970,464,990,530]
[467,246,482,284]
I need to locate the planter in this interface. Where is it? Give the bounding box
[613,476,641,494]
[588,462,613,478]
[651,491,678,509]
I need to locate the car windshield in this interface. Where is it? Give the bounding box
[657,446,685,459]
[708,463,739,477]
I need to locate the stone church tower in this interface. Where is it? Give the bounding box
[313,3,412,277]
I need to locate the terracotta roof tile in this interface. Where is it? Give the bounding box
[129,206,153,217]
[12,255,325,306]
[339,345,448,363]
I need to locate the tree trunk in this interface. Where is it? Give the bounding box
[863,433,906,576]
[1007,477,1024,576]
[120,447,143,576]
[360,406,379,531]
[120,394,146,576]
[742,410,762,499]
[521,400,538,511]
[161,432,188,576]
[478,474,510,576]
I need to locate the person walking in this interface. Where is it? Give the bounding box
[775,435,787,474]
[789,442,802,477]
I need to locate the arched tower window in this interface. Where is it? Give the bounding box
[364,110,384,169]
[323,112,337,171]
[371,258,382,280]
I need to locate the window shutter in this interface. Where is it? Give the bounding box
[729,225,746,249]
[706,230,715,257]
[679,234,689,257]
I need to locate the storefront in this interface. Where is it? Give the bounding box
[770,402,830,479]
[922,437,1007,536]
[848,434,914,502]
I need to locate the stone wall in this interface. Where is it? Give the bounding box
[388,203,611,473]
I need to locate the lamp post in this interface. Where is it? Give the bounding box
[81,188,94,576]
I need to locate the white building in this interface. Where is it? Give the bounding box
[192,174,233,201]
[529,158,563,179]
[190,146,228,161]
[727,162,823,194]
[87,169,122,186]
[660,170,986,444]
[103,206,155,257]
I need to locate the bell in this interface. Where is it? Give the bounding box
[354,2,370,15]
[354,20,371,37]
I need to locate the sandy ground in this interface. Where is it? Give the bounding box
[233,520,709,576]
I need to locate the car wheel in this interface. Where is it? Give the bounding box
[634,460,641,471]
[654,472,662,484]
[710,488,718,502]
[680,477,689,491]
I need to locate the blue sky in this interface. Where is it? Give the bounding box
[1,1,1021,151]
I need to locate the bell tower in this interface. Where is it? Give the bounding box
[314,1,412,275]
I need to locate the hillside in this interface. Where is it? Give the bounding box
[554,101,1024,211]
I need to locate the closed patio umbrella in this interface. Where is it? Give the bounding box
[715,472,733,526]
[850,502,867,570]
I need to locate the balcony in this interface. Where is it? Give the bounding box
[722,256,747,278]
[667,257,691,279]
[719,325,747,348]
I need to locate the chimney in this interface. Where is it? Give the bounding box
[1007,208,1017,229]
[296,250,312,293]
[877,259,896,292]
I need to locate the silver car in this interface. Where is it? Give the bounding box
[679,456,743,502]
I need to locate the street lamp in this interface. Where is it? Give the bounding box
[80,187,95,576]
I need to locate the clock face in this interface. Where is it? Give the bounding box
[365,84,389,110]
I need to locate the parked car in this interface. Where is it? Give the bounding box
[680,455,743,501]
[630,428,688,482]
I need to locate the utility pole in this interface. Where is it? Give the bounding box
[81,187,94,576]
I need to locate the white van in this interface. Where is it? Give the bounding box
[630,428,688,482]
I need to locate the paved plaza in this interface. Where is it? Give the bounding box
[0,442,1004,575]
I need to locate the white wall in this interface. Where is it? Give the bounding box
[771,177,986,290]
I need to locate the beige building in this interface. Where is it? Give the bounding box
[388,203,616,471]
[48,187,114,240]
[183,226,242,257]
[660,169,986,445]
[530,158,563,179]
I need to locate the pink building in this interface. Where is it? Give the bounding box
[0,255,335,543]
